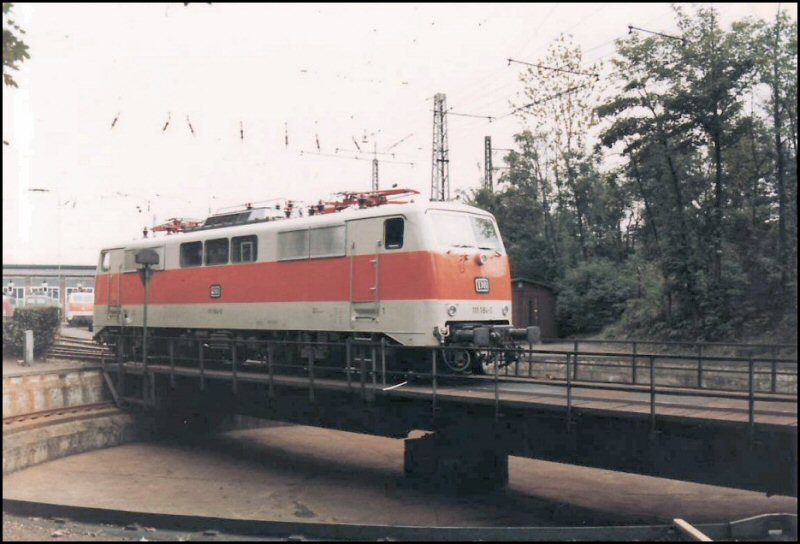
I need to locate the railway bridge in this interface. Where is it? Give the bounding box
[96,334,798,497]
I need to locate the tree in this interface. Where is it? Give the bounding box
[512,35,603,262]
[470,6,796,341]
[2,3,30,88]
[668,7,757,289]
[747,10,798,304]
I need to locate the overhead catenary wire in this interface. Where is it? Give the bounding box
[441,77,597,128]
[100,6,683,185]
[384,133,414,152]
[299,150,415,167]
[336,148,398,157]
[628,24,685,43]
[507,58,599,79]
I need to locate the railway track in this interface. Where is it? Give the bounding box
[48,335,113,362]
[3,402,119,434]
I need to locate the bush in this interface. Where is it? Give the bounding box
[556,258,636,337]
[2,307,61,358]
[611,262,670,339]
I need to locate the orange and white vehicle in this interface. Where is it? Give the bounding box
[93,190,535,373]
[66,291,94,327]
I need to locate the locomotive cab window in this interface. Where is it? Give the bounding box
[205,238,229,265]
[232,235,257,263]
[384,218,404,250]
[180,242,203,267]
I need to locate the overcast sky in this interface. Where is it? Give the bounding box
[3,2,794,266]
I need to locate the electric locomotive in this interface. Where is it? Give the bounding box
[93,189,537,373]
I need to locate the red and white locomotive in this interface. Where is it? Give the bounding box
[93,189,534,373]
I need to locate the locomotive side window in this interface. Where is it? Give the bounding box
[123,249,138,271]
[205,238,229,265]
[278,230,309,260]
[232,235,257,263]
[180,242,203,267]
[100,251,111,272]
[310,225,346,258]
[384,218,404,250]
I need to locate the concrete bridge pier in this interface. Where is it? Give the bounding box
[403,429,509,492]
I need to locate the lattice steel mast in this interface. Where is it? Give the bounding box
[484,136,493,191]
[431,93,450,201]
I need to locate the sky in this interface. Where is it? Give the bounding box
[3,2,794,266]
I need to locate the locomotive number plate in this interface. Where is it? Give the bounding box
[474,277,490,293]
[210,284,222,298]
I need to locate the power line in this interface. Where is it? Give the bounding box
[446,110,495,122]
[384,132,414,152]
[507,57,599,78]
[500,80,597,120]
[299,150,415,167]
[447,78,598,127]
[336,148,396,157]
[563,3,608,34]
[627,25,684,43]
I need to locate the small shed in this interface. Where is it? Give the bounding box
[511,277,557,339]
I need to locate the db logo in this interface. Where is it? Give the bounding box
[474,277,490,293]
[210,284,222,298]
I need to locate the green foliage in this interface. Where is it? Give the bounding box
[473,5,797,342]
[2,3,30,87]
[610,261,670,339]
[555,259,636,337]
[2,307,61,358]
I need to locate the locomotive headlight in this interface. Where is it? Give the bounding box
[502,305,510,316]
[447,304,457,316]
[475,253,488,266]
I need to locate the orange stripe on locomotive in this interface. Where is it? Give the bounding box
[95,251,511,306]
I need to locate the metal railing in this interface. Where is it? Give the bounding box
[98,332,797,438]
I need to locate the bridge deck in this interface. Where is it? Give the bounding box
[112,362,797,429]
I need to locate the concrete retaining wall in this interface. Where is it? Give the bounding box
[2,368,109,418]
[2,366,135,474]
[3,413,139,474]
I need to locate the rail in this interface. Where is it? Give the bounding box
[96,332,797,437]
[3,402,118,434]
[3,500,796,541]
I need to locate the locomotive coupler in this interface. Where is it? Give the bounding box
[450,325,541,347]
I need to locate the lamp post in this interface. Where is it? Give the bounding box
[28,188,62,315]
[136,249,159,405]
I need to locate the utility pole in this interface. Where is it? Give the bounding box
[372,142,380,191]
[484,136,493,191]
[372,157,379,191]
[431,93,449,201]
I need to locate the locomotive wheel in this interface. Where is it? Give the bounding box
[440,348,471,373]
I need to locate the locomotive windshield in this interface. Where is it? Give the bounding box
[429,211,503,252]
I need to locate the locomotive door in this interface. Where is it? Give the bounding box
[347,218,383,322]
[105,249,123,319]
